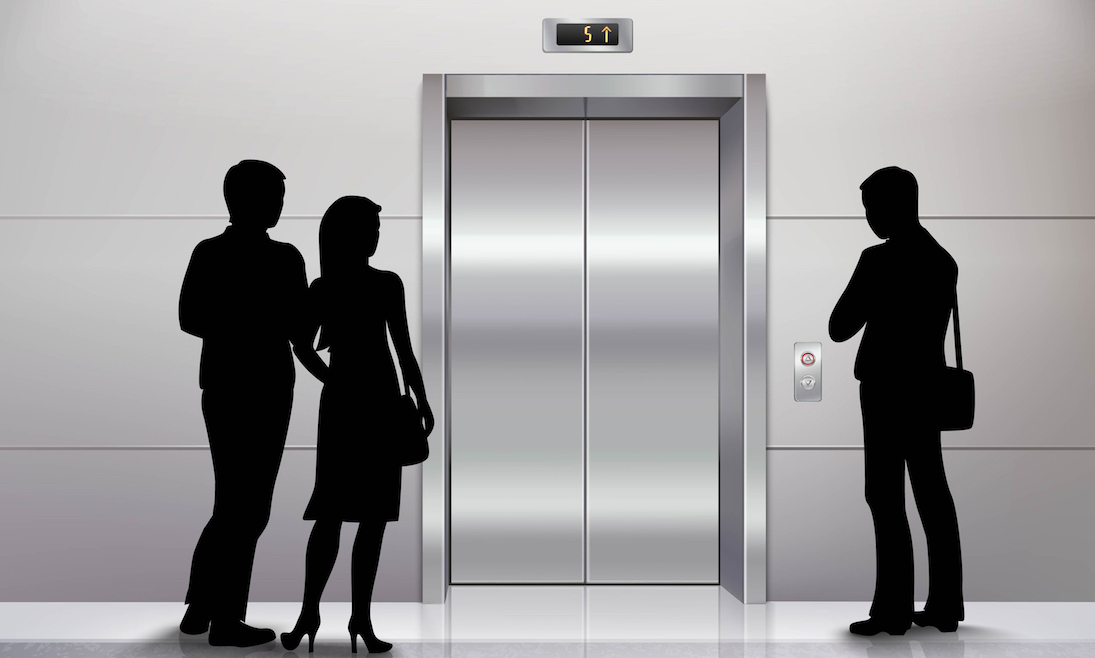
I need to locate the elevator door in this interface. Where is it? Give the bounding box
[450,119,719,584]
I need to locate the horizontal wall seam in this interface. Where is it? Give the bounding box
[768,445,1095,450]
[2,215,1091,221]
[0,215,422,221]
[0,445,318,450]
[2,445,1091,451]
[768,215,1095,220]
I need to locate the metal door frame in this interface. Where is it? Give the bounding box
[421,74,767,604]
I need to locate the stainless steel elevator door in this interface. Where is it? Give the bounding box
[450,120,586,583]
[585,120,719,583]
[450,119,718,584]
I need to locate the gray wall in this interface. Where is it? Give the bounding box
[768,218,1095,601]
[0,217,424,602]
[1,0,1094,601]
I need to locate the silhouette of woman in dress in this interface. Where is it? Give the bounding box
[282,196,434,653]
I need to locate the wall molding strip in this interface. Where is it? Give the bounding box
[768,445,1095,450]
[0,445,318,450]
[4,446,1086,451]
[2,445,1090,451]
[0,214,423,220]
[2,214,1087,221]
[768,215,1095,220]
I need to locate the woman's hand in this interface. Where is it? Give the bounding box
[419,398,435,437]
[293,343,330,384]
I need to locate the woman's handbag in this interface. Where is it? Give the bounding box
[938,289,975,431]
[393,380,430,465]
[388,327,430,466]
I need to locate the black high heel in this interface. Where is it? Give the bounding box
[348,617,392,654]
[280,610,321,652]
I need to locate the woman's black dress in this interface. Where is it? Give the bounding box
[303,275,402,522]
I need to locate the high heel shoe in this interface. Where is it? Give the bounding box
[348,617,392,654]
[280,610,320,652]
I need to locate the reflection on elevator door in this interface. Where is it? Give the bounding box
[450,119,719,584]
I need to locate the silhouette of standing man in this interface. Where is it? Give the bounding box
[178,160,308,647]
[830,167,964,636]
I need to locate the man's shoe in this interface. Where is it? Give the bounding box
[179,605,210,635]
[208,619,276,647]
[849,617,910,636]
[912,611,960,632]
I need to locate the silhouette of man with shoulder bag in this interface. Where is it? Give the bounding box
[830,166,974,636]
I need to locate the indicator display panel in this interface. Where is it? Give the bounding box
[543,18,632,53]
[557,23,619,46]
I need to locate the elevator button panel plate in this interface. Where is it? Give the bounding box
[795,342,821,401]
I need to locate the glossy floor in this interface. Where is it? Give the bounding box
[2,587,1095,657]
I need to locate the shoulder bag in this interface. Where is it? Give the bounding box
[938,289,975,431]
[387,325,430,466]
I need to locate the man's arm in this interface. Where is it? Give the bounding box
[829,250,873,342]
[292,281,329,384]
[285,246,310,346]
[179,243,212,339]
[285,248,330,381]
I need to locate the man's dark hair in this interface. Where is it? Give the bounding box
[860,167,918,203]
[860,166,918,224]
[223,160,286,220]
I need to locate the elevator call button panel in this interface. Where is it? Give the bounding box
[795,342,822,402]
[543,18,634,53]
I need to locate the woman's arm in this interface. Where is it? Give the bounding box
[386,272,435,435]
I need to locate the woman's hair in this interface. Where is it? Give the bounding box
[318,196,382,279]
[315,196,382,350]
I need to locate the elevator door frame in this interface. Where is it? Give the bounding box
[421,74,767,604]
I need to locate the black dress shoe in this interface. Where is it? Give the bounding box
[849,617,910,636]
[912,611,960,632]
[179,605,210,635]
[208,619,276,647]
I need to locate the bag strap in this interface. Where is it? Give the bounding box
[952,287,963,371]
[385,321,411,397]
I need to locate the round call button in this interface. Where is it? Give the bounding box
[801,352,815,366]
